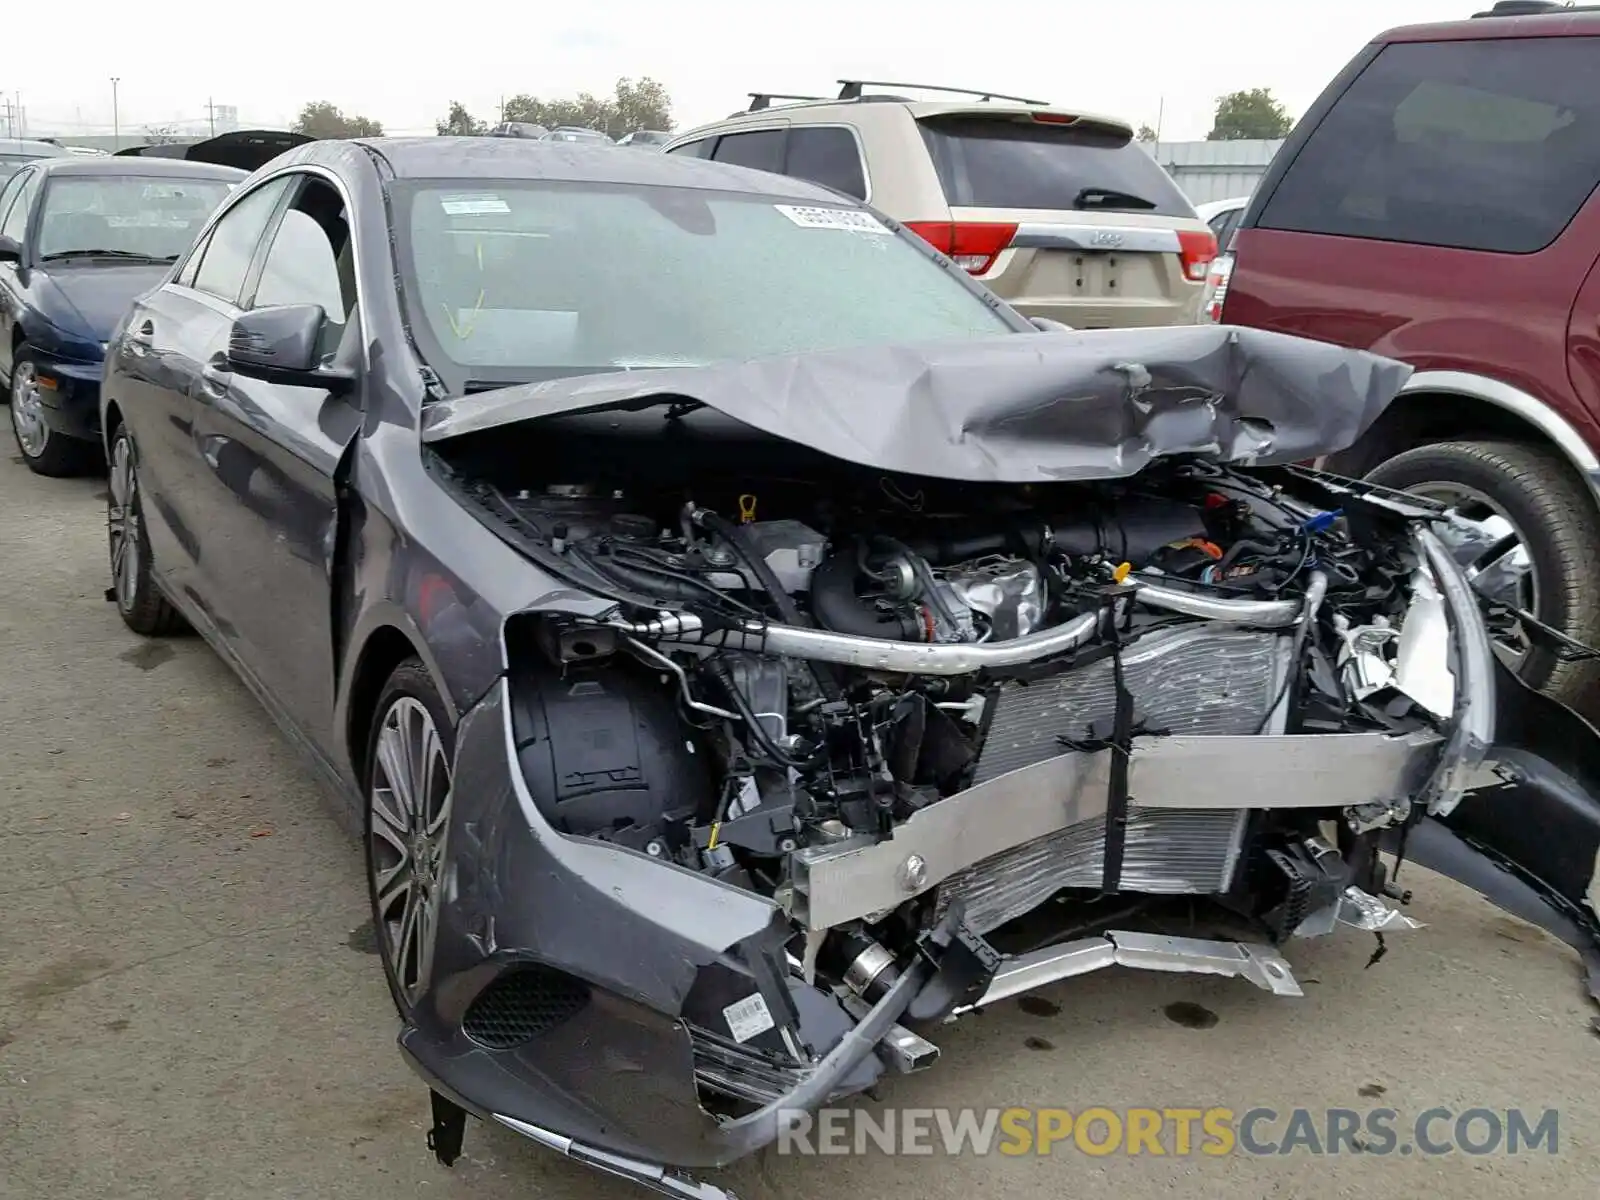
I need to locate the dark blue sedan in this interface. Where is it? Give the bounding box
[0,156,243,474]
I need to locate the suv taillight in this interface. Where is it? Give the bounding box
[1177,229,1219,282]
[1203,254,1234,323]
[904,221,1018,276]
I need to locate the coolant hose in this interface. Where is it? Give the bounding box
[692,506,805,625]
[588,553,718,602]
[692,505,844,698]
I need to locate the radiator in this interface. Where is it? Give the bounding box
[943,624,1287,932]
[973,624,1290,784]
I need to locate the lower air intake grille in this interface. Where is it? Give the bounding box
[690,1026,814,1106]
[462,965,590,1049]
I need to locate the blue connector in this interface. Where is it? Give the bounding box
[1302,509,1343,535]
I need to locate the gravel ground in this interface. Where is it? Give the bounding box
[1,446,1598,1199]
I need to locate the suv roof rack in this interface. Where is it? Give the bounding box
[835,79,1049,105]
[746,92,827,112]
[1472,1,1600,15]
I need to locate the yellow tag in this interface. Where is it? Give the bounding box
[707,822,722,850]
[738,494,758,524]
[1112,561,1132,583]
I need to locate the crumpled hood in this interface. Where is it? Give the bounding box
[40,264,169,344]
[419,326,1413,483]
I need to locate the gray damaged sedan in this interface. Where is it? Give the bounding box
[99,138,1600,1199]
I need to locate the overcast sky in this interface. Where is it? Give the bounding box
[7,0,1482,140]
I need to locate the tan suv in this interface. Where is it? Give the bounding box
[663,81,1218,329]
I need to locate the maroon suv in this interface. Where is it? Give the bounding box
[1221,1,1600,717]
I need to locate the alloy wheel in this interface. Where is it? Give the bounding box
[107,435,142,614]
[11,362,49,459]
[368,696,453,1010]
[1408,480,1539,668]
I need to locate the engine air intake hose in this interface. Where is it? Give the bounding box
[811,547,925,641]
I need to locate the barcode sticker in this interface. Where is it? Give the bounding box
[774,204,891,235]
[722,992,776,1043]
[441,194,511,215]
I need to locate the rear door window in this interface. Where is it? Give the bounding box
[665,138,716,158]
[1209,207,1242,248]
[918,116,1194,216]
[1256,37,1600,254]
[785,127,867,200]
[711,130,786,174]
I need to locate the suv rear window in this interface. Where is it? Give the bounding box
[1256,37,1600,254]
[918,116,1194,217]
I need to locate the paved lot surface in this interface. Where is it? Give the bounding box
[2,446,1599,1199]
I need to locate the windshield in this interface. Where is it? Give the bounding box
[37,175,233,261]
[394,180,1017,387]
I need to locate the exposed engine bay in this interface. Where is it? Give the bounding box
[427,407,1490,1113]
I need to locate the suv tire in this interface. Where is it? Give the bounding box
[1366,439,1600,717]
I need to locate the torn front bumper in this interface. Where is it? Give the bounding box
[398,676,805,1170]
[395,521,1523,1175]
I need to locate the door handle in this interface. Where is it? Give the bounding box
[199,354,232,400]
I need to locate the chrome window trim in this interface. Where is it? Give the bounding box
[1011,223,1183,254]
[171,162,372,375]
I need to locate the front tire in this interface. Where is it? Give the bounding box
[107,424,185,636]
[364,659,456,1019]
[1366,439,1600,716]
[10,351,97,477]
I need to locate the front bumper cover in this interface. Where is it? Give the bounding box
[30,352,104,442]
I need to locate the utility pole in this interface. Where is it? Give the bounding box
[207,97,216,137]
[1155,96,1165,144]
[13,92,21,139]
[499,95,506,123]
[0,97,11,140]
[110,77,121,150]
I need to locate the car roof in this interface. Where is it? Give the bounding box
[1376,9,1600,43]
[670,97,1135,146]
[1196,196,1251,219]
[32,156,247,180]
[346,136,854,202]
[0,139,70,157]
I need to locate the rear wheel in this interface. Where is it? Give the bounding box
[10,352,97,477]
[364,659,455,1019]
[107,424,186,636]
[1365,439,1600,717]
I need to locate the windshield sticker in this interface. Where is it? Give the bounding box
[441,194,511,216]
[774,204,891,235]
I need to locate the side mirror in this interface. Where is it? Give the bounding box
[0,234,21,264]
[1028,316,1072,333]
[226,304,354,393]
